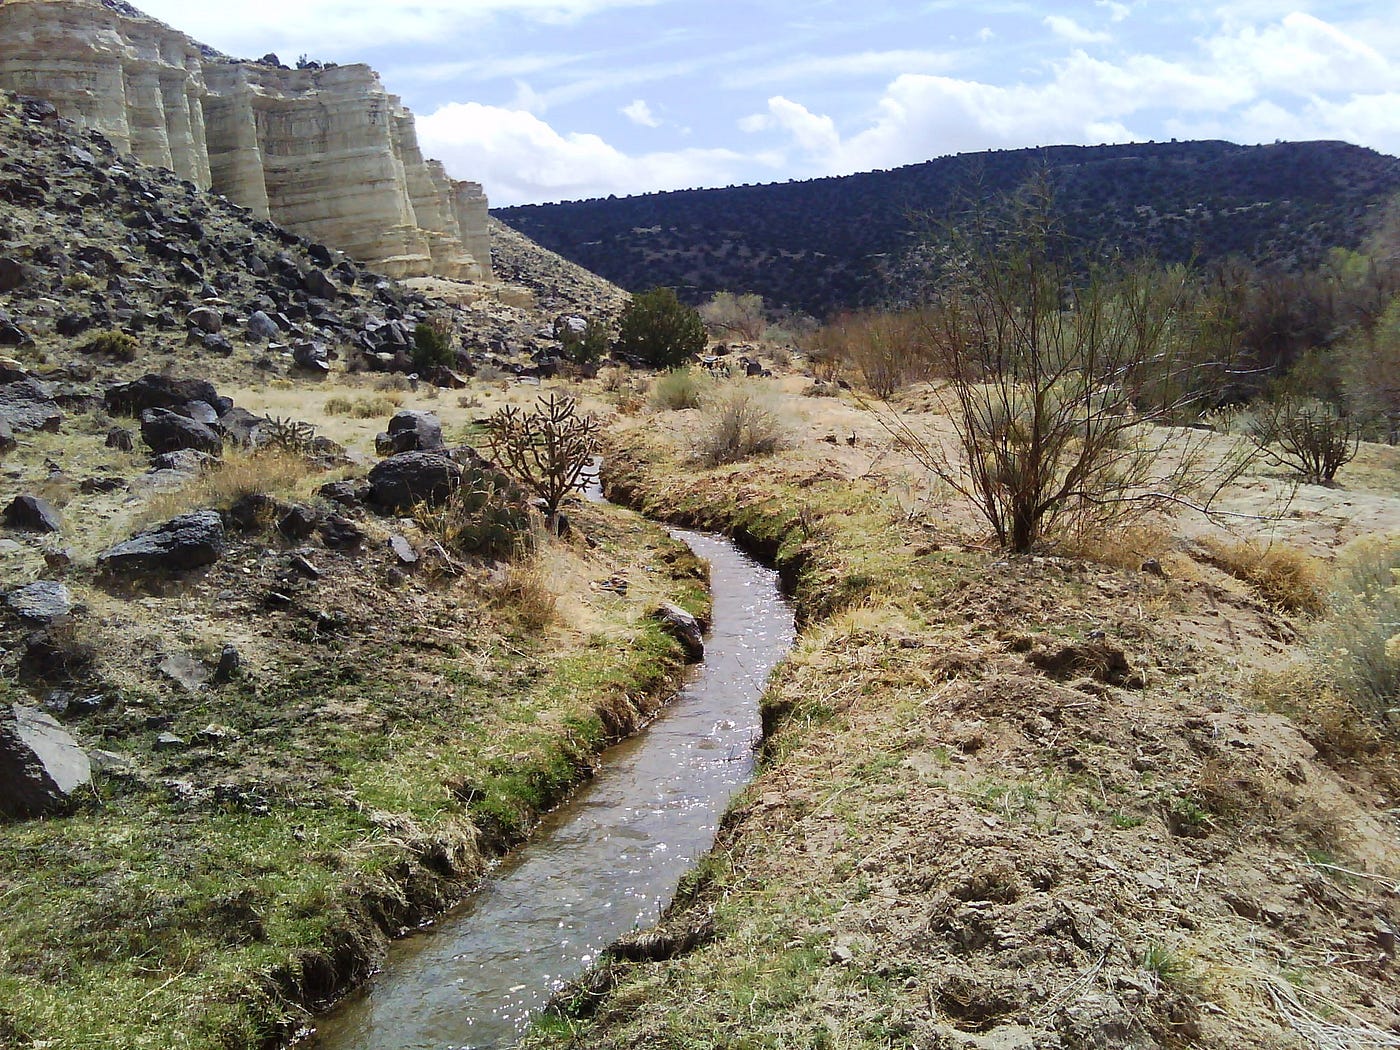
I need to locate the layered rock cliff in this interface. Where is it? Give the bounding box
[0,0,491,280]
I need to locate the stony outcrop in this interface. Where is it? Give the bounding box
[0,0,492,281]
[0,703,92,819]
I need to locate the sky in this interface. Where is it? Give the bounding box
[130,0,1400,208]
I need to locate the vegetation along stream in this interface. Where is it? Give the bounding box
[312,528,796,1049]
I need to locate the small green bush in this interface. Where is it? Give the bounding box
[616,287,706,369]
[650,366,711,410]
[412,320,456,372]
[78,329,138,361]
[558,315,612,365]
[1309,534,1400,726]
[417,467,536,560]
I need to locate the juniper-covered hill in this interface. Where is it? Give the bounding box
[495,139,1400,318]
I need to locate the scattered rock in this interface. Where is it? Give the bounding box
[367,450,463,509]
[105,425,134,450]
[247,310,280,341]
[276,502,320,540]
[388,533,419,567]
[0,703,92,819]
[6,581,73,623]
[154,732,187,752]
[0,377,64,433]
[140,407,223,455]
[652,602,705,662]
[213,644,241,682]
[303,268,338,299]
[3,494,63,533]
[319,514,364,551]
[0,256,30,292]
[97,509,225,574]
[104,373,225,416]
[158,652,210,693]
[376,409,444,455]
[0,414,13,453]
[186,306,223,334]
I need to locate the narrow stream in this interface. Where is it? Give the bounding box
[312,528,795,1050]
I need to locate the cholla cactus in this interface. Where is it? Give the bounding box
[483,394,599,524]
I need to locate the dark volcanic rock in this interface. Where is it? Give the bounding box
[105,425,134,450]
[318,514,364,551]
[303,268,338,300]
[0,256,30,292]
[651,602,705,662]
[97,510,225,573]
[6,581,74,623]
[104,374,225,416]
[140,408,223,455]
[247,310,279,342]
[0,378,63,433]
[3,494,63,533]
[375,409,443,455]
[367,450,463,509]
[0,414,13,453]
[0,703,92,819]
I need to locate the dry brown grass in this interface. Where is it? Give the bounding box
[1201,537,1327,615]
[1058,522,1173,571]
[324,393,403,419]
[492,556,559,632]
[132,449,319,530]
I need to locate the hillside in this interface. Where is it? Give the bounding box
[495,140,1400,317]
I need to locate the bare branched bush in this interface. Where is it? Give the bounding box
[693,384,790,466]
[816,310,935,399]
[1248,396,1362,484]
[882,194,1252,552]
[484,393,599,524]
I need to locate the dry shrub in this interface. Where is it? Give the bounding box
[492,557,557,631]
[814,309,936,399]
[1201,538,1326,615]
[693,384,790,466]
[323,395,355,416]
[1309,534,1400,724]
[650,366,711,410]
[372,374,411,392]
[350,394,403,418]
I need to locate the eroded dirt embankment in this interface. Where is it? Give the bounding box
[530,427,1400,1050]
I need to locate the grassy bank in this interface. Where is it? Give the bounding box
[527,421,1400,1049]
[0,451,710,1048]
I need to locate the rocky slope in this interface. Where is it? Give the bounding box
[0,82,681,1050]
[0,0,489,280]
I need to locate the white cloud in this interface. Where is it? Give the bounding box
[741,97,841,156]
[724,49,958,88]
[1043,15,1111,44]
[621,99,662,127]
[1204,12,1396,95]
[417,102,765,205]
[977,27,995,42]
[1097,1,1130,22]
[129,0,659,56]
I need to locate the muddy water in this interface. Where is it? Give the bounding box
[312,529,794,1050]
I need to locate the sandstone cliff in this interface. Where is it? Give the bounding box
[0,0,491,280]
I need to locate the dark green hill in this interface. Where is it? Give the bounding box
[494,140,1400,318]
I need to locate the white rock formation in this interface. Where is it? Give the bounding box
[0,0,491,280]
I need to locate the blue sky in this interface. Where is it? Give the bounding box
[132,0,1400,207]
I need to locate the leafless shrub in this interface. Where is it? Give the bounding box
[693,384,790,466]
[1248,396,1362,484]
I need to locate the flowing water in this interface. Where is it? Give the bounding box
[312,529,795,1050]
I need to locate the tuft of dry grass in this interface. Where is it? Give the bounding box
[132,449,318,530]
[492,556,559,632]
[1201,538,1327,615]
[323,393,404,419]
